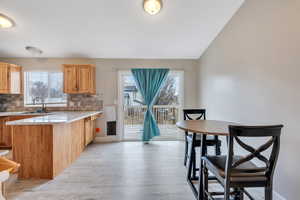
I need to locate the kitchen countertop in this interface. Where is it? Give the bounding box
[5,111,102,126]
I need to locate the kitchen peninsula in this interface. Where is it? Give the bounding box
[6,111,102,179]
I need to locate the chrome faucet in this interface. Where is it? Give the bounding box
[33,97,47,113]
[41,102,47,113]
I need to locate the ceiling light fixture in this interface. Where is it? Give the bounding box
[25,46,43,55]
[0,13,15,28]
[143,0,162,15]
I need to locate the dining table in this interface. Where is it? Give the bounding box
[176,120,239,200]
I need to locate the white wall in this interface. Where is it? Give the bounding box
[94,59,198,107]
[0,57,198,135]
[0,58,198,107]
[197,0,300,199]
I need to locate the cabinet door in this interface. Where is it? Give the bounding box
[9,65,22,94]
[63,65,78,93]
[0,63,9,93]
[92,119,96,139]
[0,116,38,148]
[78,65,92,93]
[90,66,96,94]
[0,118,6,146]
[0,117,11,147]
[84,118,93,146]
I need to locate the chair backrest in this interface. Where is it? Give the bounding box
[226,125,283,179]
[183,109,206,120]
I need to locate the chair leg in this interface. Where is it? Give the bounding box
[224,186,230,200]
[215,136,221,155]
[186,136,195,180]
[203,164,209,200]
[192,148,197,179]
[184,139,188,166]
[265,185,273,200]
[215,143,221,155]
[233,188,244,200]
[239,189,244,200]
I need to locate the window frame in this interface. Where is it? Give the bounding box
[23,71,67,107]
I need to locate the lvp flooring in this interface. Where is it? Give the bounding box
[124,124,184,141]
[7,141,267,200]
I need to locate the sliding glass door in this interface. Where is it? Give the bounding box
[118,70,184,141]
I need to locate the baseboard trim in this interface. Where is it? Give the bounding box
[94,136,120,143]
[274,191,286,200]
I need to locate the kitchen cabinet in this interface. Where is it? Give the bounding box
[0,62,23,94]
[5,112,101,179]
[84,114,101,146]
[63,64,96,94]
[0,118,10,148]
[0,115,36,148]
[84,117,94,146]
[12,119,86,179]
[63,65,77,93]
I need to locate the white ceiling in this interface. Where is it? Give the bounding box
[0,0,244,59]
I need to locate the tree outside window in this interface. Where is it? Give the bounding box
[24,72,67,106]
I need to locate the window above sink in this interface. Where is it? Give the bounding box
[24,72,67,107]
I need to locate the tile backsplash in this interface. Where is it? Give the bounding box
[0,94,24,112]
[67,94,103,111]
[0,94,103,112]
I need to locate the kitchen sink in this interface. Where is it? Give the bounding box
[22,111,50,115]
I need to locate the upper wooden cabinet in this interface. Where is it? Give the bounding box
[63,65,78,93]
[63,64,96,94]
[0,62,23,94]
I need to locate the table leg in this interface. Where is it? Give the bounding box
[198,134,207,200]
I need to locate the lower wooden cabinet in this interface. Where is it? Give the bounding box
[0,113,101,148]
[12,119,86,179]
[0,115,37,148]
[0,117,11,148]
[84,114,101,146]
[84,117,96,146]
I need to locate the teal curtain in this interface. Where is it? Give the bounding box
[131,68,170,142]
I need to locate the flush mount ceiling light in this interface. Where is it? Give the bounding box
[143,0,162,15]
[0,13,15,28]
[25,46,43,55]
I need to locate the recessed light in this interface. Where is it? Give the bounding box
[25,46,43,55]
[143,0,163,15]
[0,13,15,28]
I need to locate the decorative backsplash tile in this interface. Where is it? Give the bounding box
[0,94,103,112]
[67,94,103,111]
[0,94,24,112]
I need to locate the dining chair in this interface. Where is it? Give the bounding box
[201,124,283,200]
[183,109,222,179]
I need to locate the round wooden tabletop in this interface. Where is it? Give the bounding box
[176,120,239,136]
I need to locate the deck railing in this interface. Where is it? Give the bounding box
[124,105,179,125]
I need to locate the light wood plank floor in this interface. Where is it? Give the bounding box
[124,124,184,141]
[7,141,267,200]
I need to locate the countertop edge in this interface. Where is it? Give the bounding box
[5,111,103,126]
